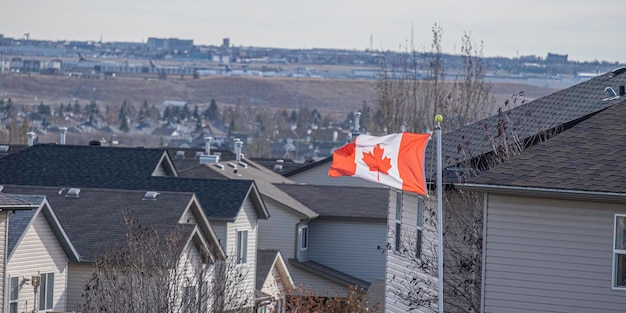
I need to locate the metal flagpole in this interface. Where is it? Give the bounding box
[435,114,444,313]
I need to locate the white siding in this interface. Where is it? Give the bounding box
[225,198,258,306]
[483,194,626,313]
[289,163,385,188]
[0,212,6,312]
[385,191,438,313]
[66,263,92,312]
[261,264,288,313]
[258,198,299,259]
[7,212,69,313]
[309,219,386,283]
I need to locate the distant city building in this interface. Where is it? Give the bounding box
[147,37,193,52]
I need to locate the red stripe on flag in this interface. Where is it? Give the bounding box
[397,133,430,195]
[328,142,357,177]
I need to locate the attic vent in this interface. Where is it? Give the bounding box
[227,162,237,169]
[0,145,8,153]
[143,191,160,200]
[611,66,626,76]
[238,161,248,168]
[276,159,284,163]
[273,164,283,172]
[66,188,80,197]
[214,163,225,170]
[175,151,185,158]
[0,185,3,192]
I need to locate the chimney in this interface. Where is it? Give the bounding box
[59,127,67,145]
[204,136,212,155]
[27,132,35,146]
[354,112,361,133]
[620,85,626,96]
[234,139,243,163]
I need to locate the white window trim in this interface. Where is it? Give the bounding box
[39,272,54,311]
[237,230,248,264]
[299,225,309,251]
[613,214,626,290]
[9,275,18,313]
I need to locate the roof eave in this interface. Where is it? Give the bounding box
[458,183,626,203]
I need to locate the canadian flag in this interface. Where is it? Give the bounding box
[328,132,431,195]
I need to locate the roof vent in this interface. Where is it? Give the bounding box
[143,191,160,200]
[620,85,625,96]
[0,145,8,153]
[175,151,185,158]
[0,185,4,192]
[214,163,225,170]
[66,188,80,197]
[238,161,248,168]
[227,162,237,169]
[89,140,101,146]
[273,164,283,172]
[199,154,220,164]
[604,87,619,101]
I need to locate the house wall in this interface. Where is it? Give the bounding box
[7,212,69,313]
[261,264,288,313]
[385,190,437,313]
[225,197,258,306]
[289,163,385,188]
[211,221,227,250]
[295,221,309,262]
[0,212,5,312]
[308,219,386,283]
[483,194,626,313]
[258,198,299,259]
[66,263,92,311]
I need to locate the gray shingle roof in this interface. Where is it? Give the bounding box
[1,185,199,262]
[426,68,626,182]
[0,192,36,208]
[275,184,388,220]
[256,249,280,290]
[468,98,626,194]
[0,144,260,220]
[0,144,170,186]
[6,195,44,256]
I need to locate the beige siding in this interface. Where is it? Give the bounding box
[225,198,258,306]
[258,198,299,259]
[483,194,626,313]
[66,263,92,312]
[7,212,69,313]
[261,265,288,313]
[385,191,438,313]
[289,163,385,188]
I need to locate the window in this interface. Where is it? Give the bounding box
[237,230,248,264]
[10,276,18,313]
[416,196,424,258]
[299,225,309,250]
[395,191,402,252]
[39,273,54,310]
[614,215,626,287]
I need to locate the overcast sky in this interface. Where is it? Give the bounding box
[3,0,625,63]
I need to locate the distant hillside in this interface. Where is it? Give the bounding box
[1,74,559,118]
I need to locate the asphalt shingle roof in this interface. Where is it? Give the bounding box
[426,68,626,181]
[6,194,44,256]
[469,98,626,194]
[275,184,388,220]
[1,185,199,262]
[256,249,280,290]
[0,144,256,220]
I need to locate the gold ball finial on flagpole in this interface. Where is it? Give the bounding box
[435,114,443,124]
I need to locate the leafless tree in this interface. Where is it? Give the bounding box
[284,285,379,313]
[81,212,251,313]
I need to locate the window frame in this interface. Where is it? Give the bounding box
[613,214,626,289]
[9,276,18,313]
[39,272,54,310]
[395,191,402,252]
[299,225,309,251]
[416,196,424,259]
[237,230,248,264]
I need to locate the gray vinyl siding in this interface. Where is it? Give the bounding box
[308,219,386,283]
[66,263,93,312]
[211,221,227,250]
[0,212,5,312]
[385,190,438,313]
[483,194,626,313]
[289,163,385,188]
[296,221,309,261]
[7,211,69,313]
[258,198,299,259]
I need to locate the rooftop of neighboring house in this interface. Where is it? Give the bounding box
[465,97,626,195]
[1,185,213,262]
[6,194,45,256]
[275,184,388,221]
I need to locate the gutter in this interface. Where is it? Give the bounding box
[458,183,626,203]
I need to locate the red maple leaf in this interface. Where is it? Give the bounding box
[362,144,392,181]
